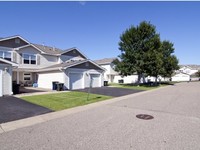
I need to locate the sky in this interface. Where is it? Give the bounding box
[0,1,200,64]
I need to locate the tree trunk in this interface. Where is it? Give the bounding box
[137,73,142,85]
[155,76,158,86]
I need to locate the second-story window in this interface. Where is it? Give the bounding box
[23,54,36,65]
[0,51,12,61]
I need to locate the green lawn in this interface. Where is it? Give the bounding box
[21,91,112,111]
[109,83,168,91]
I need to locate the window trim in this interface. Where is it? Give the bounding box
[23,72,32,81]
[22,53,37,65]
[0,50,12,61]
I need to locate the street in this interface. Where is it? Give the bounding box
[0,82,200,150]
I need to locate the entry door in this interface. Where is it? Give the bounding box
[0,70,2,97]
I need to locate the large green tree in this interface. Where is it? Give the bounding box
[115,21,179,84]
[115,21,161,83]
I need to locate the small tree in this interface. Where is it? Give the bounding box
[195,70,200,78]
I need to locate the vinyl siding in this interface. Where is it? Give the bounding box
[0,64,12,95]
[17,46,58,68]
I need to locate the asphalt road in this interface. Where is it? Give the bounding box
[1,82,200,150]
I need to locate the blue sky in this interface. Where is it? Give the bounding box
[0,1,200,64]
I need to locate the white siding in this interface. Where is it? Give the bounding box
[40,54,58,67]
[17,46,58,68]
[100,64,118,82]
[113,75,138,84]
[37,71,64,89]
[171,73,190,82]
[0,64,12,96]
[0,70,2,96]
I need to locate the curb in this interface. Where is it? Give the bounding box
[0,85,172,133]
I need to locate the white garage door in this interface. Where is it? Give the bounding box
[38,72,64,89]
[90,74,100,87]
[69,73,83,90]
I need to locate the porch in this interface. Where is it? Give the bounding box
[12,70,38,87]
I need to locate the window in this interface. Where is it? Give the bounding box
[23,73,31,81]
[23,54,36,64]
[0,51,12,61]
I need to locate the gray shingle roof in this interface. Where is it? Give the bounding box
[179,64,200,70]
[94,57,118,65]
[32,43,63,55]
[43,59,87,69]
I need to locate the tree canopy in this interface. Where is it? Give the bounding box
[115,21,179,84]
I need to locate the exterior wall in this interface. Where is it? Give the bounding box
[171,73,190,82]
[17,46,58,68]
[58,55,85,63]
[59,55,73,63]
[37,71,64,89]
[0,64,12,95]
[179,67,198,75]
[0,37,28,48]
[113,75,138,84]
[100,64,117,82]
[0,46,14,61]
[40,54,58,67]
[64,68,103,90]
[13,71,37,85]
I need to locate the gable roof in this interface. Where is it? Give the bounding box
[60,47,88,59]
[33,43,63,55]
[1,35,89,58]
[38,59,105,72]
[0,58,18,67]
[94,57,118,65]
[0,35,30,44]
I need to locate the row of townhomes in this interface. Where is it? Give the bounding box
[0,35,105,96]
[95,58,200,83]
[1,35,199,96]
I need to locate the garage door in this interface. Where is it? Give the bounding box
[90,74,100,87]
[37,72,64,89]
[69,73,83,90]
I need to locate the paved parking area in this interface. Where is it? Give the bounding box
[76,86,144,97]
[0,96,53,124]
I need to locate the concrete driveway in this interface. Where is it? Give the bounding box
[75,86,143,97]
[1,82,200,149]
[0,96,53,123]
